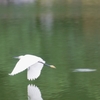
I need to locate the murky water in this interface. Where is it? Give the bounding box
[0,1,100,100]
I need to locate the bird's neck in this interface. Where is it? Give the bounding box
[38,61,44,64]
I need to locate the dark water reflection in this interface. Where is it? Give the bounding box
[0,1,100,100]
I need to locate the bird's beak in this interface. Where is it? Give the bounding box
[50,65,56,69]
[41,62,56,69]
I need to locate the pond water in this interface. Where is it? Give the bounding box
[0,1,100,100]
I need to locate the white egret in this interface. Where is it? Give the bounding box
[9,54,56,80]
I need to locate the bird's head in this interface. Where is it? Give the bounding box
[39,61,56,69]
[44,63,56,69]
[49,65,56,69]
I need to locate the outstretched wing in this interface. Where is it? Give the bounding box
[27,62,44,80]
[9,58,38,76]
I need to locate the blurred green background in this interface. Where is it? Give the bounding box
[0,0,100,100]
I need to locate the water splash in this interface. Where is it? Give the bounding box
[72,68,97,72]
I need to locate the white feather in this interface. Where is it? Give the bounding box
[9,54,45,80]
[27,62,44,80]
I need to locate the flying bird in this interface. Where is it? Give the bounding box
[9,54,55,80]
